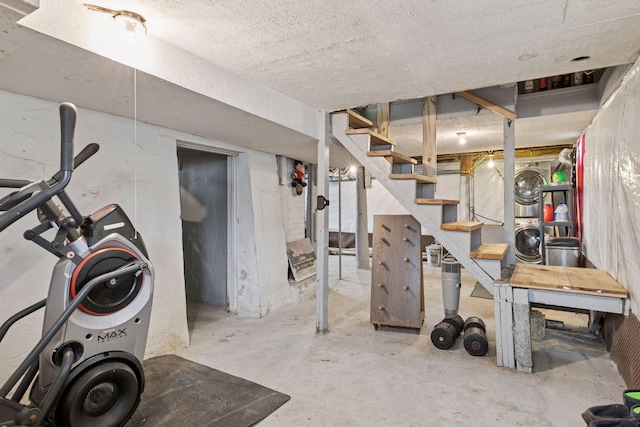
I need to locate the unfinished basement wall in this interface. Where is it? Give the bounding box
[279,157,307,243]
[243,151,311,316]
[0,91,307,369]
[582,57,640,387]
[0,90,189,362]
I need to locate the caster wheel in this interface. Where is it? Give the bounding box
[374,324,379,330]
[55,361,142,427]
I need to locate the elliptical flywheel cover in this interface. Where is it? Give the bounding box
[70,247,143,315]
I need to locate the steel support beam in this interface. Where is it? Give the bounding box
[503,116,516,265]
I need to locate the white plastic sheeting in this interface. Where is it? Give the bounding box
[583,57,640,315]
[327,157,554,234]
[328,179,409,233]
[327,173,464,234]
[472,159,506,225]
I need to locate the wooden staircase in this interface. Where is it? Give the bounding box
[331,109,509,293]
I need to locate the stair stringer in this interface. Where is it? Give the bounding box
[331,112,495,294]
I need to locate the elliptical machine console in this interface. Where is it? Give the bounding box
[0,103,154,427]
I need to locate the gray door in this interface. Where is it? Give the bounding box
[177,148,228,307]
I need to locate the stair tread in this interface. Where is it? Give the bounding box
[332,108,375,129]
[389,173,436,184]
[470,243,509,260]
[415,198,459,205]
[441,221,483,231]
[366,150,417,164]
[346,128,396,146]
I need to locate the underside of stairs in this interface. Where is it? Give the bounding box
[331,109,510,294]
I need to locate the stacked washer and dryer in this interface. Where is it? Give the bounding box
[514,163,551,263]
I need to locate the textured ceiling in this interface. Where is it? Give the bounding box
[87,0,640,110]
[1,0,640,163]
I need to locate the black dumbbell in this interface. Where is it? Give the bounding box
[431,313,464,350]
[463,316,488,356]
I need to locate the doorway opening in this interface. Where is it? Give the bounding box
[177,146,234,334]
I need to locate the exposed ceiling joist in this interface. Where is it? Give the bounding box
[456,91,517,121]
[433,144,574,163]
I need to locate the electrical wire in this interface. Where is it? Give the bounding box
[468,208,504,226]
[134,68,138,235]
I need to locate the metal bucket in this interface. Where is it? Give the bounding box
[426,244,442,267]
[545,237,581,267]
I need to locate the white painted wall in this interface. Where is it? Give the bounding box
[0,91,306,375]
[0,91,189,364]
[279,158,307,243]
[245,151,300,316]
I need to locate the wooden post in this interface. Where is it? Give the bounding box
[422,96,437,178]
[459,154,474,177]
[376,103,389,137]
[460,154,474,221]
[316,111,330,333]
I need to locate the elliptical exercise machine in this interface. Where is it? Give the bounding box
[0,103,154,426]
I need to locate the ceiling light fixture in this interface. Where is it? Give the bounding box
[84,4,147,35]
[456,131,467,145]
[487,151,495,168]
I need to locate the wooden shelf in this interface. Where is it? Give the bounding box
[366,150,417,164]
[346,128,396,147]
[389,173,436,184]
[441,221,483,232]
[471,243,509,260]
[414,198,459,205]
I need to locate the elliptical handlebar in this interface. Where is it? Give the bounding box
[50,143,99,184]
[59,103,76,173]
[0,102,96,233]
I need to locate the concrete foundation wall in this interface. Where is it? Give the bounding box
[0,90,307,369]
[280,158,307,243]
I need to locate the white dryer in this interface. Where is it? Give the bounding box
[515,218,542,263]
[514,163,550,218]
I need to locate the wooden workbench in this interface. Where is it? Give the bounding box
[510,264,628,298]
[494,264,629,372]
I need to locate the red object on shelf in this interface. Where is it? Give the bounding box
[539,77,548,91]
[543,203,554,222]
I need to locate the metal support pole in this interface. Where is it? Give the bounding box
[356,166,370,269]
[503,116,516,264]
[338,168,342,280]
[316,111,330,333]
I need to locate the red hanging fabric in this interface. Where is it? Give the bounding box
[575,134,585,241]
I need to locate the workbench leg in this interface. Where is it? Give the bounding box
[494,283,516,369]
[493,283,504,367]
[502,285,515,369]
[512,288,532,373]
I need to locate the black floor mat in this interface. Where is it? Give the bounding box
[125,354,290,427]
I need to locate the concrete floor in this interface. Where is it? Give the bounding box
[178,255,628,427]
